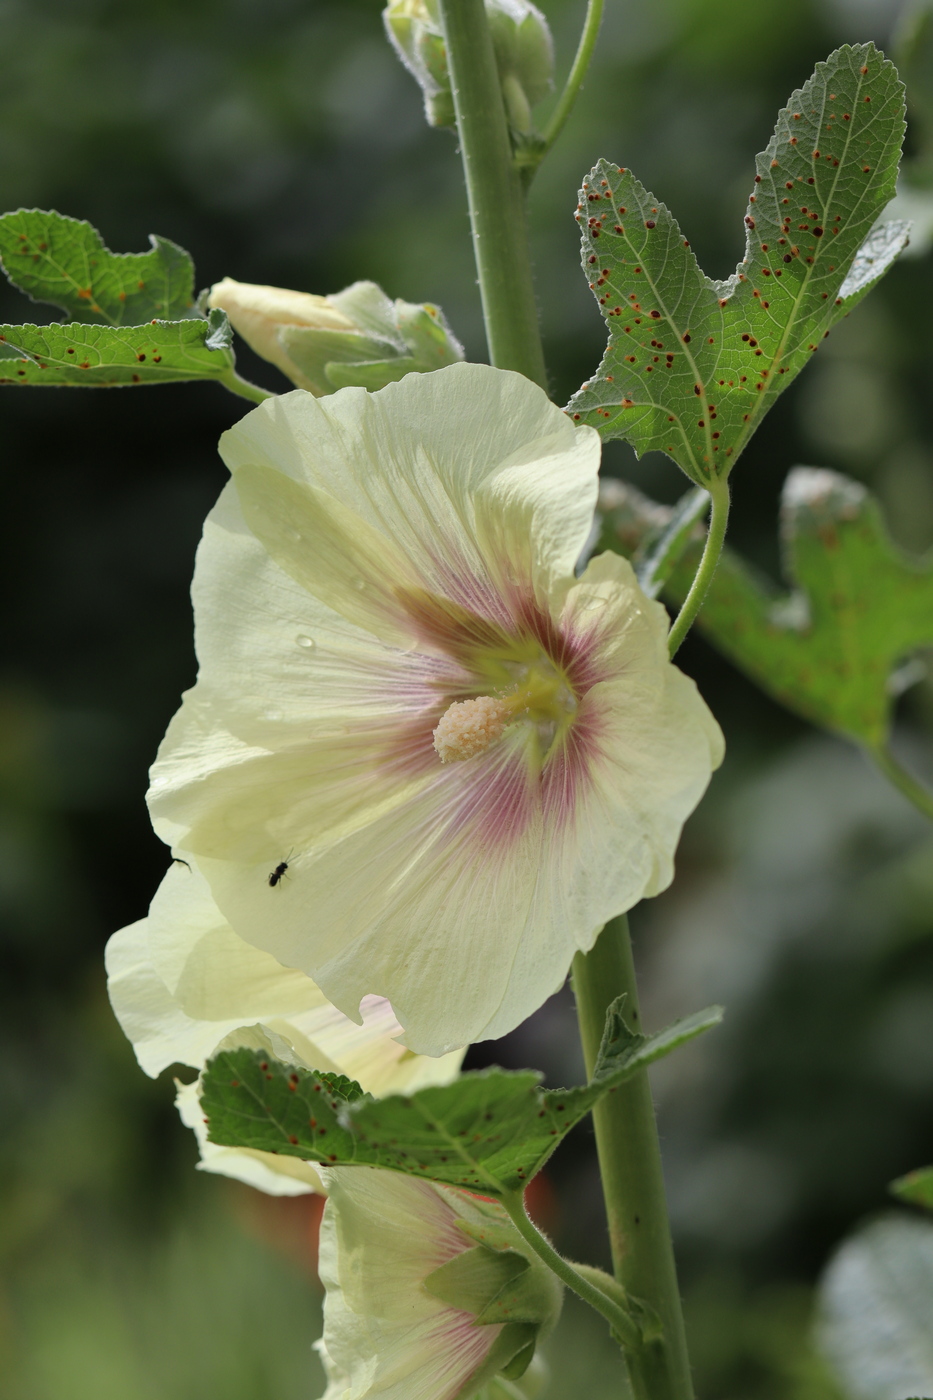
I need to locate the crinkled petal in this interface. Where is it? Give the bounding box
[105,862,463,1088]
[147,364,722,1054]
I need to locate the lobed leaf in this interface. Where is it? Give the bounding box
[600,469,933,747]
[567,44,906,485]
[200,1003,721,1197]
[0,209,197,324]
[0,311,236,388]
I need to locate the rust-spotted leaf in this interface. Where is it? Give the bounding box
[568,44,906,486]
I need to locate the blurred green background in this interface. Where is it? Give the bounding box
[1,1,932,1397]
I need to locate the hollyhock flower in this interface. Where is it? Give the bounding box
[315,1166,561,1400]
[148,363,723,1055]
[105,861,463,1194]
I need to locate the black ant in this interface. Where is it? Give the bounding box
[268,860,289,887]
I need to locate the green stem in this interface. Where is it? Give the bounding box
[534,0,604,168]
[435,0,547,386]
[573,917,695,1400]
[500,1190,641,1350]
[667,477,730,657]
[218,367,274,404]
[869,742,933,821]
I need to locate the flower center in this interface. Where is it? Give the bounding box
[432,660,577,764]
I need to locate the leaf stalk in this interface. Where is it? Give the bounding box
[869,741,933,821]
[667,477,730,657]
[533,0,605,174]
[218,367,274,404]
[499,1189,641,1350]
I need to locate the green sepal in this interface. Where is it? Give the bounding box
[601,468,933,748]
[200,1001,721,1196]
[424,1245,530,1317]
[472,1324,538,1390]
[567,44,906,485]
[275,281,463,395]
[0,310,236,388]
[425,1242,559,1328]
[891,1166,933,1211]
[0,208,198,324]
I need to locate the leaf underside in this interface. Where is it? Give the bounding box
[0,208,197,324]
[599,469,933,746]
[567,44,906,485]
[200,1002,721,1197]
[0,313,235,388]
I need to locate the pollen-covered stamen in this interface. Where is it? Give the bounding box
[433,660,579,764]
[433,696,509,763]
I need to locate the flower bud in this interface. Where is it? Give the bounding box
[207,277,463,395]
[383,0,553,135]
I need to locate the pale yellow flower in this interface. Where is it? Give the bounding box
[315,1166,561,1399]
[105,862,463,1194]
[148,363,723,1055]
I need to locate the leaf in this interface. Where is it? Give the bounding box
[200,1004,722,1197]
[817,1215,933,1400]
[0,209,197,324]
[567,44,906,486]
[600,469,933,747]
[590,997,724,1088]
[892,1167,933,1211]
[0,311,236,388]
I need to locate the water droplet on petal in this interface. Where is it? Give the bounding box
[296,634,316,650]
[286,529,302,543]
[264,708,284,722]
[352,576,367,591]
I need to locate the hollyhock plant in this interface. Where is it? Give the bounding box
[105,860,463,1194]
[146,362,723,1055]
[315,1165,561,1400]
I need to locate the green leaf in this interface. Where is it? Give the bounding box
[600,469,933,747]
[0,311,236,388]
[590,996,724,1090]
[0,209,197,324]
[567,44,906,485]
[892,1167,933,1211]
[200,1004,722,1197]
[817,1215,933,1399]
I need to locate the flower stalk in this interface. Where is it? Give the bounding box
[573,916,695,1400]
[435,0,547,387]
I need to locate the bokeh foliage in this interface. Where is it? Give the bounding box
[1,2,932,1398]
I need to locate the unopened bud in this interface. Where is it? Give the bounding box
[207,277,463,395]
[384,0,553,135]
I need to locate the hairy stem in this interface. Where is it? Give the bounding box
[667,477,730,657]
[435,0,547,386]
[218,368,274,404]
[870,742,933,821]
[500,1190,641,1350]
[573,917,695,1400]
